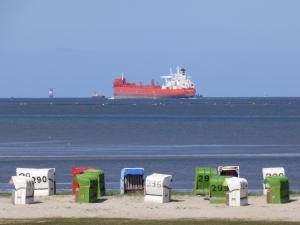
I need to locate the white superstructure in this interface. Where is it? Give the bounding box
[161,67,195,90]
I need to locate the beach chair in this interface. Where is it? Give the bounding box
[144,173,172,203]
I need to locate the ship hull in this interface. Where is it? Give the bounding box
[114,87,196,99]
[92,96,106,100]
[114,94,193,99]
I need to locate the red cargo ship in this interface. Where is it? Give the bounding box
[113,67,196,99]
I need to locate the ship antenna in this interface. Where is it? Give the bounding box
[169,67,172,75]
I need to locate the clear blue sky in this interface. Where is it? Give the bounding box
[1,0,300,97]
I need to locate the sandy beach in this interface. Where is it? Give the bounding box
[0,195,299,222]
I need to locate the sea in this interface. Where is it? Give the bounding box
[0,97,299,193]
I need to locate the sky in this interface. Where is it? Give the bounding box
[0,0,300,97]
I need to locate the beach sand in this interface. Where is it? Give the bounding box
[0,195,299,221]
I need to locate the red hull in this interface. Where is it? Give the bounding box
[113,78,196,99]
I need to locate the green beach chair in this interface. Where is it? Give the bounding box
[209,175,230,204]
[75,173,98,203]
[194,167,217,196]
[84,169,106,197]
[264,176,290,204]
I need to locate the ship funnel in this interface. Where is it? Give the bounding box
[180,68,186,75]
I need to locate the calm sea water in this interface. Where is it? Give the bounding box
[0,97,299,192]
